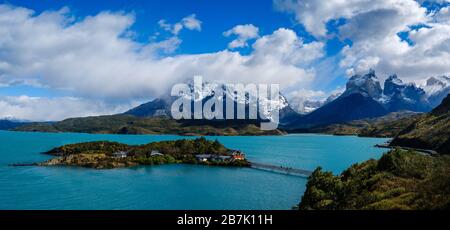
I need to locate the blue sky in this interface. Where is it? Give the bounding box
[8,0,298,54]
[0,0,449,120]
[6,0,346,58]
[0,0,347,96]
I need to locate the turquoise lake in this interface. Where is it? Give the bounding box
[0,131,389,210]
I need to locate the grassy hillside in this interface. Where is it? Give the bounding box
[13,115,285,136]
[298,94,450,210]
[390,94,450,154]
[299,149,450,210]
[302,111,422,137]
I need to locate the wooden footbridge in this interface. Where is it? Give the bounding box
[249,162,313,177]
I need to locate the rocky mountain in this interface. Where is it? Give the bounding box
[431,91,450,115]
[383,74,431,112]
[0,118,31,130]
[423,76,450,108]
[289,90,344,115]
[13,81,296,135]
[289,98,324,114]
[288,71,388,129]
[0,120,22,130]
[124,98,172,118]
[340,70,448,114]
[123,83,301,125]
[341,69,383,100]
[289,92,388,129]
[13,71,449,134]
[287,70,450,129]
[323,91,343,104]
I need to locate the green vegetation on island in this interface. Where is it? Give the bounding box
[38,137,250,169]
[299,149,450,210]
[13,115,285,136]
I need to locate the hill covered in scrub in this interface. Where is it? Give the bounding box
[303,111,422,137]
[298,94,450,210]
[390,94,450,154]
[299,149,450,210]
[13,115,285,136]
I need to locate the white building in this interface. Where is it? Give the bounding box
[195,154,212,162]
[150,150,164,156]
[113,151,127,158]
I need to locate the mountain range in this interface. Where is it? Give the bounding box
[114,70,450,131]
[122,70,449,130]
[0,118,31,130]
[123,83,297,126]
[10,70,450,136]
[81,70,450,130]
[287,70,449,129]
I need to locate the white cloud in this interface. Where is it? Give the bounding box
[153,14,202,53]
[182,14,202,31]
[339,6,450,83]
[158,14,202,35]
[274,0,425,37]
[274,0,426,37]
[0,95,135,121]
[287,89,327,114]
[0,5,324,120]
[275,0,450,85]
[434,6,450,23]
[250,28,324,66]
[223,24,260,49]
[145,36,182,54]
[288,89,326,100]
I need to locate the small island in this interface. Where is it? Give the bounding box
[33,137,250,169]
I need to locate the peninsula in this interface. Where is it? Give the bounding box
[30,138,249,169]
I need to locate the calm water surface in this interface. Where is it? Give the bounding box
[0,131,388,210]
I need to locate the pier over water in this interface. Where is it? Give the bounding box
[249,162,313,177]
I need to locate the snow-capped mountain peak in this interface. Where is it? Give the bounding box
[382,74,429,112]
[387,74,403,85]
[126,80,294,123]
[423,76,450,96]
[423,75,450,108]
[342,69,383,99]
[383,74,421,96]
[289,98,324,114]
